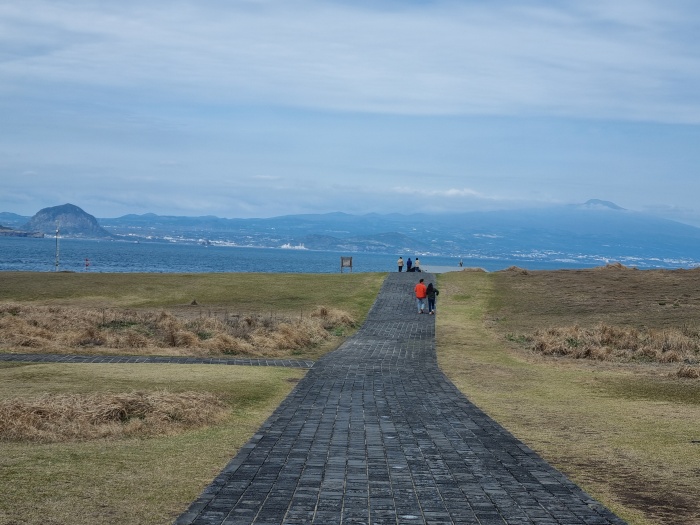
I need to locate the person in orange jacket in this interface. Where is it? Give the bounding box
[414,278,427,314]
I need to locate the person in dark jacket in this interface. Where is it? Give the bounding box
[426,282,440,314]
[406,258,413,272]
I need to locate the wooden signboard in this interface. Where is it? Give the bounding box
[340,256,353,273]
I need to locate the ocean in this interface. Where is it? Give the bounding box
[0,236,692,274]
[0,236,594,274]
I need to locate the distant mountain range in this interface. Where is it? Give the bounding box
[3,200,700,268]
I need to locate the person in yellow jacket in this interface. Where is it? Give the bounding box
[397,256,404,272]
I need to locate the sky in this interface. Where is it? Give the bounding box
[1,0,700,223]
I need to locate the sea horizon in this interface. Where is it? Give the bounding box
[1,236,698,274]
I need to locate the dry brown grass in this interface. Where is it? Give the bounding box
[593,262,634,271]
[490,267,700,378]
[0,391,228,443]
[497,265,530,275]
[523,323,700,365]
[0,303,355,358]
[677,365,700,378]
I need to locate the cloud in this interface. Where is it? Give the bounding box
[641,204,700,227]
[2,1,700,220]
[1,1,699,122]
[251,175,283,181]
[394,187,485,199]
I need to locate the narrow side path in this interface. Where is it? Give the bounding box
[0,353,314,369]
[177,272,626,525]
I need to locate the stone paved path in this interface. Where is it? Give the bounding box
[175,273,627,525]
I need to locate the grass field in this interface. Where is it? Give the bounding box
[0,271,384,315]
[0,363,305,524]
[437,268,700,525]
[2,269,699,524]
[0,272,384,525]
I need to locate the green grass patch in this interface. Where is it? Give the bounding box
[598,376,700,405]
[0,272,385,321]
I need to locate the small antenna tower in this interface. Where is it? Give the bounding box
[54,221,60,271]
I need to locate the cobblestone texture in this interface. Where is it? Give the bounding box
[174,273,627,525]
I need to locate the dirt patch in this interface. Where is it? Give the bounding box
[565,457,700,525]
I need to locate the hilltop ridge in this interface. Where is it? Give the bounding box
[22,204,112,238]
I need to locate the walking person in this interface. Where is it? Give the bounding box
[414,278,427,314]
[397,256,404,272]
[426,282,440,314]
